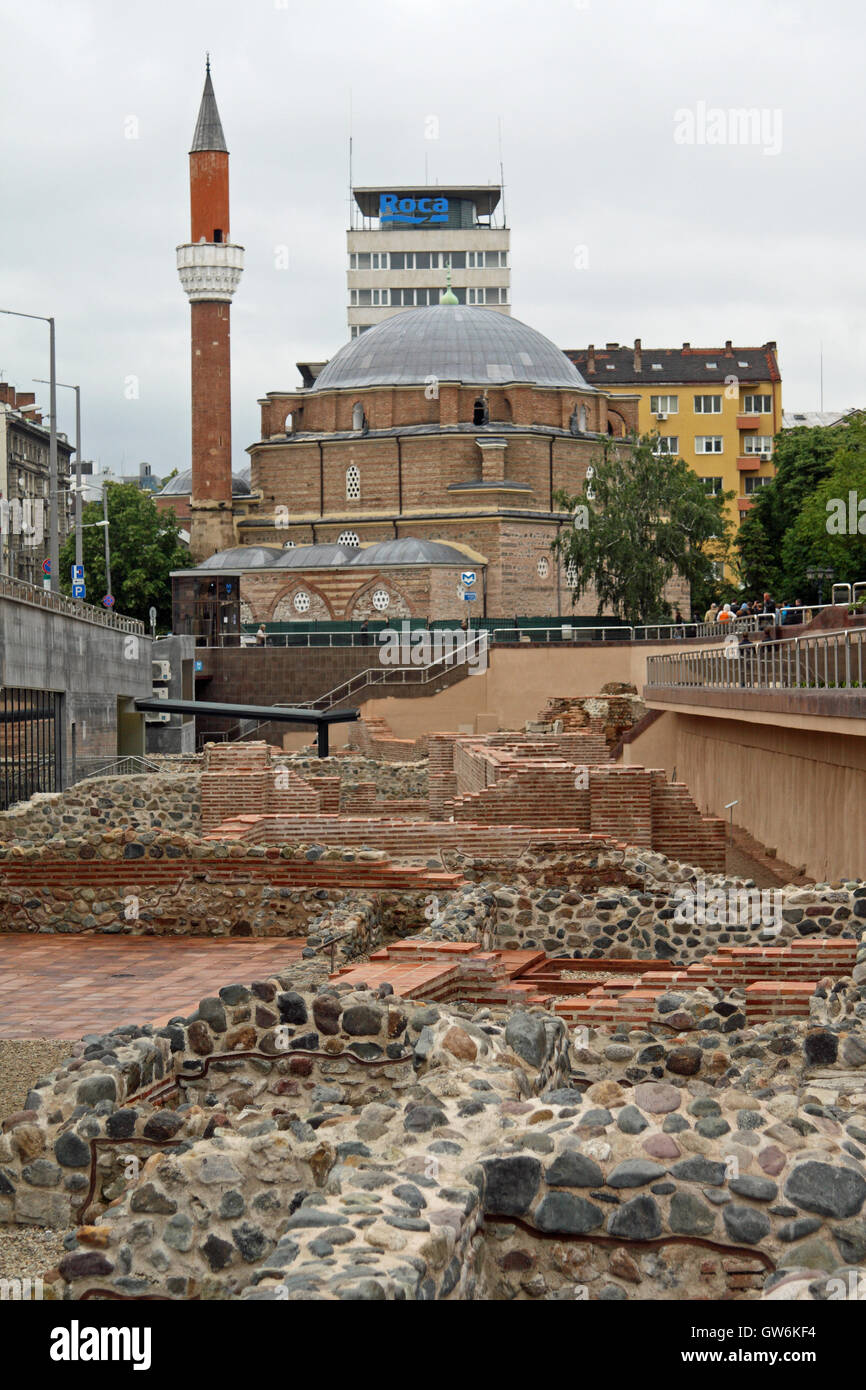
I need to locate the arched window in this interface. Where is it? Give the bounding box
[565,560,579,589]
[346,465,360,500]
[337,530,360,547]
[579,405,587,431]
[473,396,489,426]
[284,412,293,433]
[352,401,365,431]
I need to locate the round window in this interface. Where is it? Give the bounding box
[537,557,549,578]
[338,530,360,547]
[293,590,311,613]
[372,589,390,612]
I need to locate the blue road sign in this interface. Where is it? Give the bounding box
[42,558,50,575]
[71,564,84,582]
[102,594,115,608]
[460,571,476,587]
[462,591,477,601]
[72,583,86,599]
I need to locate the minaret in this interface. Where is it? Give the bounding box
[176,58,243,559]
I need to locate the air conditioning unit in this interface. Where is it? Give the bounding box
[656,412,668,422]
[152,660,171,682]
[150,685,169,700]
[760,453,771,463]
[145,710,171,724]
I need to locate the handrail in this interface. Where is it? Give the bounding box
[0,573,145,634]
[292,635,485,711]
[71,756,165,781]
[646,626,866,692]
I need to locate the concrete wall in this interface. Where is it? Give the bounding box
[0,592,152,780]
[622,709,866,881]
[360,639,723,741]
[147,635,197,754]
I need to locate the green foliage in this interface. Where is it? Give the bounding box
[59,483,189,626]
[737,418,866,601]
[552,435,733,625]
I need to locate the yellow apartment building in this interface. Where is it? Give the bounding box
[564,339,782,578]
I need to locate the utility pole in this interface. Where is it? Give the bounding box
[35,378,82,569]
[102,482,112,598]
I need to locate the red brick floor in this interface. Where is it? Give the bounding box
[0,937,308,1039]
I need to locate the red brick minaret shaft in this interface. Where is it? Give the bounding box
[177,60,243,559]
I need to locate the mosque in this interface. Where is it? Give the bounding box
[167,65,678,638]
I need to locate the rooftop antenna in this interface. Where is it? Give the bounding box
[819,342,824,411]
[498,116,506,229]
[348,90,353,229]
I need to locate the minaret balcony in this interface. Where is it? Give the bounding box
[177,242,244,301]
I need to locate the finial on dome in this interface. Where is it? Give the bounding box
[206,52,210,74]
[439,259,458,305]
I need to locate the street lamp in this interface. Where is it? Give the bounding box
[0,307,59,592]
[806,566,835,607]
[34,377,81,570]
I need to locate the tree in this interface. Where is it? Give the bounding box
[737,421,853,599]
[552,435,733,624]
[59,482,190,626]
[781,436,866,593]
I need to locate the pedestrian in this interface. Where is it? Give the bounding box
[704,601,719,624]
[360,619,370,646]
[255,624,267,646]
[718,603,732,624]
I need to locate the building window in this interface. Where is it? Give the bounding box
[355,253,371,269]
[283,540,295,548]
[537,557,549,578]
[695,436,723,454]
[744,475,773,493]
[653,436,679,454]
[742,436,773,456]
[565,559,578,588]
[346,464,361,499]
[372,588,390,612]
[694,395,722,413]
[389,253,405,269]
[293,590,311,614]
[446,252,466,268]
[473,396,489,426]
[351,403,365,431]
[650,395,678,414]
[356,289,372,306]
[337,530,359,547]
[744,394,772,414]
[700,476,724,494]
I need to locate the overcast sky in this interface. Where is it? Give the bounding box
[0,0,863,477]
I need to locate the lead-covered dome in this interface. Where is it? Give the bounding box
[312,306,587,391]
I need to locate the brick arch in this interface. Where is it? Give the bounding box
[607,408,628,438]
[347,575,413,620]
[270,580,334,621]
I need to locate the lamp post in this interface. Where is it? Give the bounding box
[0,308,59,592]
[806,566,835,607]
[34,377,81,569]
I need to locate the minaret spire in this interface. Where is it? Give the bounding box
[177,63,244,560]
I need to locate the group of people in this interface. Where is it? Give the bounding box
[703,594,809,628]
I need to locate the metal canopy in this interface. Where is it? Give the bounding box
[133,698,358,758]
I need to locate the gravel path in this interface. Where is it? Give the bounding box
[0,1038,75,1284]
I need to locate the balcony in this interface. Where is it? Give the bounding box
[737,456,761,470]
[736,414,761,430]
[737,498,755,512]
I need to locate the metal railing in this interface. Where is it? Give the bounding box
[293,635,486,712]
[0,573,144,634]
[646,627,866,692]
[71,755,167,781]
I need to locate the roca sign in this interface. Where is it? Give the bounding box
[379,194,449,226]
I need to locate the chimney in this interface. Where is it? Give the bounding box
[587,345,596,374]
[14,391,35,409]
[682,342,690,350]
[0,384,11,405]
[605,342,619,350]
[725,340,733,353]
[633,337,642,371]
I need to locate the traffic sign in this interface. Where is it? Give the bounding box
[72,584,86,599]
[42,558,50,575]
[462,591,477,602]
[102,594,115,609]
[149,606,157,626]
[71,564,84,582]
[460,571,476,587]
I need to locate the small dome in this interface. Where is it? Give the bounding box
[312,305,586,391]
[159,468,251,497]
[349,539,474,566]
[197,546,284,569]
